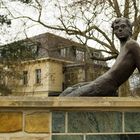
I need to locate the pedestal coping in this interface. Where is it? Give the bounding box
[0,96,140,110]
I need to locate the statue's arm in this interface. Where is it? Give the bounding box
[123,39,140,72]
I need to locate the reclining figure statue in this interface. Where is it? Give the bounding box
[60,17,140,97]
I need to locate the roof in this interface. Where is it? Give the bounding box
[0,32,107,67]
[30,32,88,49]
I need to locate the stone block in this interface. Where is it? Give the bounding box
[52,135,83,140]
[0,138,5,140]
[122,134,140,139]
[125,112,140,132]
[25,112,50,133]
[86,135,120,140]
[0,112,22,132]
[52,112,65,133]
[86,135,140,140]
[10,137,49,140]
[68,111,122,133]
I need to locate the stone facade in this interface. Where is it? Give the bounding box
[9,58,65,96]
[0,97,140,139]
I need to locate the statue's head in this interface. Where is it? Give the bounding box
[111,17,132,40]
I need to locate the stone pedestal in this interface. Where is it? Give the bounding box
[0,97,140,140]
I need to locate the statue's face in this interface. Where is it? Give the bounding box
[113,19,131,40]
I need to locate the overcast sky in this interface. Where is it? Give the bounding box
[0,0,113,45]
[0,0,59,44]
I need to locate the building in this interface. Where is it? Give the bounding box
[0,33,108,96]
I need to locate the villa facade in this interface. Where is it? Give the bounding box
[0,33,108,96]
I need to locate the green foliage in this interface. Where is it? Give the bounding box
[0,40,39,95]
[0,40,39,62]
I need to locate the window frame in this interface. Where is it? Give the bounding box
[35,69,41,84]
[76,49,85,61]
[22,71,28,85]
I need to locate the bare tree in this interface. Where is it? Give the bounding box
[2,0,140,60]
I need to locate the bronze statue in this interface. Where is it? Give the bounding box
[60,17,140,97]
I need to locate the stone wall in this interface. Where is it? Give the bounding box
[0,97,140,140]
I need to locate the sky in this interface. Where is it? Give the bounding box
[0,0,53,44]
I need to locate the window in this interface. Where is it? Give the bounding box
[76,50,85,61]
[32,42,40,55]
[23,71,28,85]
[0,74,4,85]
[35,69,41,84]
[65,71,78,85]
[60,48,66,57]
[60,48,71,58]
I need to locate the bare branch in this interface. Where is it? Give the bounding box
[91,54,118,61]
[93,49,118,55]
[123,0,130,18]
[113,0,122,17]
[35,0,42,21]
[107,0,122,17]
[88,25,116,50]
[132,0,138,21]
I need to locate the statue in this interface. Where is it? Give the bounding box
[59,17,140,97]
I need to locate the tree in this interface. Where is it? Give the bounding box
[2,0,140,59]
[0,39,39,95]
[53,0,140,60]
[0,12,39,95]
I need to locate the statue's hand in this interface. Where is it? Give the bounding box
[59,81,91,96]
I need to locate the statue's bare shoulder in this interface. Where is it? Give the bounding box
[125,39,139,49]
